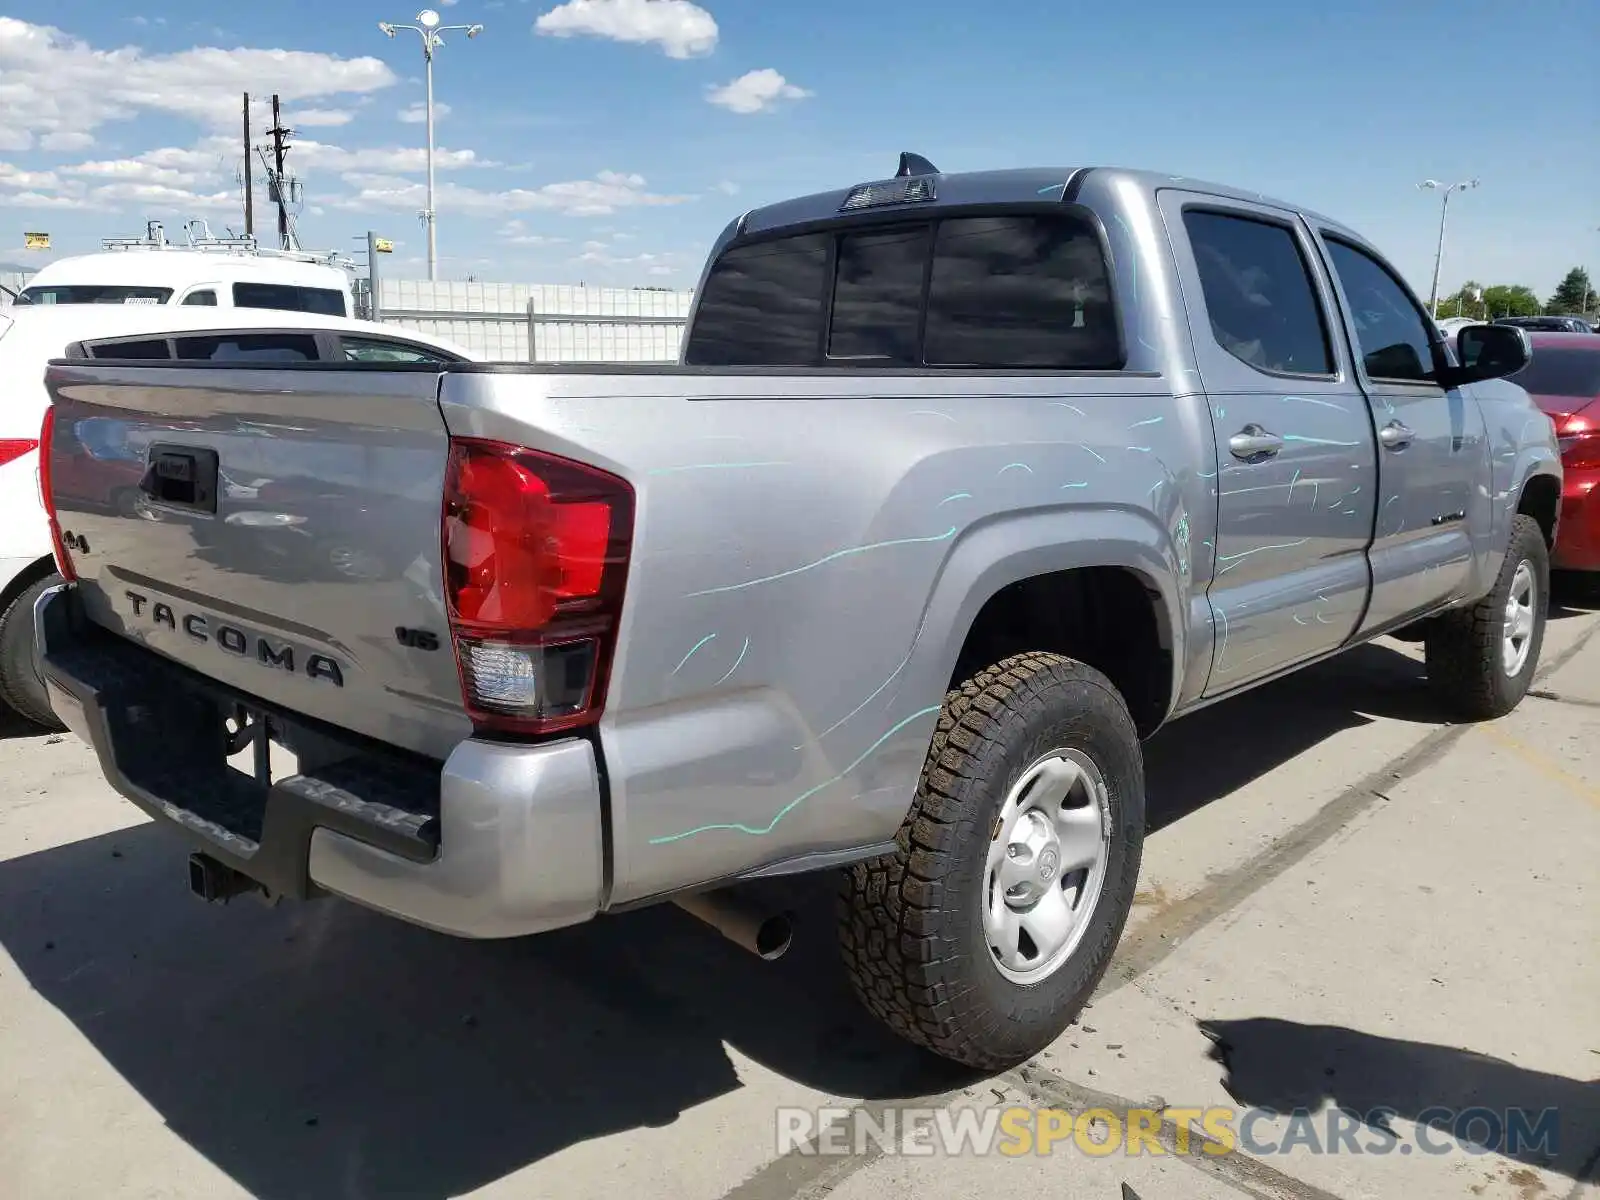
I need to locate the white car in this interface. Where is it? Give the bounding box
[0,305,471,727]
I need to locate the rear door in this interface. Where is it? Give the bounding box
[1314,235,1481,631]
[1160,192,1377,694]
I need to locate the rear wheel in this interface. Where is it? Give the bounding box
[1425,514,1548,721]
[0,573,66,730]
[838,652,1144,1070]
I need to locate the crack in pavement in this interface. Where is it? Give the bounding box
[1528,688,1600,711]
[715,618,1600,1200]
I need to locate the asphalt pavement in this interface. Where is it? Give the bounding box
[1,588,1596,1200]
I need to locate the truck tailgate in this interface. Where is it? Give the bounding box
[44,362,470,760]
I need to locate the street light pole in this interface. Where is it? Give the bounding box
[1418,178,1479,319]
[378,10,484,282]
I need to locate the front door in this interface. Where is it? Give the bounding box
[1315,235,1481,632]
[1159,193,1377,696]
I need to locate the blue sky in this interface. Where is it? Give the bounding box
[1,0,1596,297]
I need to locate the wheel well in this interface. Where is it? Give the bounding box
[949,567,1173,737]
[0,556,58,619]
[1517,475,1560,548]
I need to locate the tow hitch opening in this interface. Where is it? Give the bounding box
[187,853,266,905]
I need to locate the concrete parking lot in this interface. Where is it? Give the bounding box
[1,592,1597,1200]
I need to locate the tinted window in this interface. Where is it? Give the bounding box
[182,290,217,306]
[1184,211,1332,375]
[924,215,1119,368]
[1511,348,1600,398]
[87,338,172,360]
[682,235,827,366]
[828,226,929,364]
[173,333,319,363]
[19,285,173,305]
[1324,240,1437,383]
[341,336,454,364]
[231,282,347,316]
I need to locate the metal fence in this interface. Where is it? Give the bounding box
[374,279,692,363]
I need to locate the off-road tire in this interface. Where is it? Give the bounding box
[0,573,66,730]
[838,652,1145,1070]
[1425,514,1548,721]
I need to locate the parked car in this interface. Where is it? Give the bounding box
[33,160,1559,1069]
[1494,315,1595,335]
[1501,333,1600,572]
[0,305,470,727]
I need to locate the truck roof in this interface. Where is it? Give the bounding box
[25,248,352,292]
[738,165,1365,246]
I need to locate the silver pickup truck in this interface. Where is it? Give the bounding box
[34,159,1560,1070]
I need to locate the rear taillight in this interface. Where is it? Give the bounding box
[1558,428,1600,470]
[0,438,38,468]
[442,438,633,737]
[38,408,76,582]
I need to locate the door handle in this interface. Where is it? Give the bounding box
[1378,421,1414,450]
[1228,424,1285,461]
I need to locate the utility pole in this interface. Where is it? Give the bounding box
[268,94,292,251]
[242,93,254,238]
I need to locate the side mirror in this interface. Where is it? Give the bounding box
[1440,323,1531,389]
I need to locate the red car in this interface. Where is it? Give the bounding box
[1517,332,1600,572]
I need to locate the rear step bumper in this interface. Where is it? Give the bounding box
[34,583,606,939]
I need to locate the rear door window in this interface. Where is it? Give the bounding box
[683,235,828,366]
[1184,211,1333,376]
[231,282,348,316]
[181,289,218,306]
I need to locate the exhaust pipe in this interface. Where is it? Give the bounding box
[674,887,793,961]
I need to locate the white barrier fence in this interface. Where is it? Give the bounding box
[374,279,692,363]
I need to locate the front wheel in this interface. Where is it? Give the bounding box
[838,652,1144,1070]
[1425,514,1549,721]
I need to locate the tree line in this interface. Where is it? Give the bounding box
[1433,266,1594,320]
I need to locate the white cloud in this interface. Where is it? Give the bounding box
[499,219,567,246]
[0,190,90,209]
[288,109,355,128]
[713,180,740,195]
[573,245,684,277]
[399,101,452,124]
[534,0,717,59]
[41,131,95,151]
[0,163,63,190]
[706,69,811,115]
[0,17,396,149]
[336,170,692,218]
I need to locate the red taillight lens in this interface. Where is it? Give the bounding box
[0,438,38,468]
[442,438,633,737]
[38,408,76,582]
[1558,428,1600,470]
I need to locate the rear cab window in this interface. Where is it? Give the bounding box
[18,285,173,306]
[683,210,1121,370]
[231,282,348,317]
